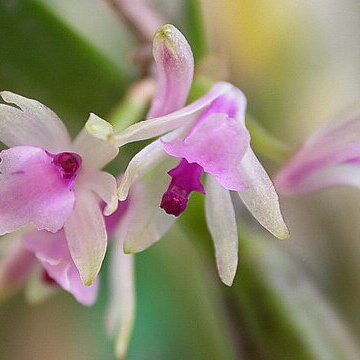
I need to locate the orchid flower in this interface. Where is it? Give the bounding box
[0,92,119,286]
[0,229,99,306]
[87,24,288,286]
[276,107,360,195]
[0,193,135,356]
[0,90,135,354]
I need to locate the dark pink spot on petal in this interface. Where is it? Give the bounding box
[160,159,205,217]
[42,269,59,288]
[52,152,82,180]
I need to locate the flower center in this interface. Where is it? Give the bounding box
[52,152,82,180]
[160,159,205,216]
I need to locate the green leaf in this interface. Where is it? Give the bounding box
[0,0,134,131]
[230,231,360,359]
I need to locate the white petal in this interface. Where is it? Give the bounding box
[238,149,289,239]
[106,227,135,359]
[87,82,233,147]
[0,91,71,152]
[123,166,177,254]
[73,118,119,171]
[118,139,167,201]
[205,175,238,286]
[64,189,107,286]
[85,171,118,215]
[86,113,115,141]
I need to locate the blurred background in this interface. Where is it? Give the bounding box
[1,0,360,359]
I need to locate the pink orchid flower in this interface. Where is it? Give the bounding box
[88,24,288,286]
[0,230,99,306]
[0,195,135,356]
[275,107,360,195]
[0,92,119,286]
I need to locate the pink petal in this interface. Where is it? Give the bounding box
[0,91,71,152]
[147,24,194,118]
[24,230,99,306]
[197,87,247,126]
[64,189,107,286]
[0,146,75,234]
[162,114,250,191]
[0,235,35,295]
[278,163,360,195]
[276,108,360,195]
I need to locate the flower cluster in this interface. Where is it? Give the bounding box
[0,24,292,356]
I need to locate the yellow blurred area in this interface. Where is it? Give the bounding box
[202,0,360,140]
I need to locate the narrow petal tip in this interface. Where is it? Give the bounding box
[83,277,96,287]
[104,195,119,216]
[117,182,130,202]
[276,224,290,240]
[123,245,139,255]
[219,270,236,287]
[153,23,193,72]
[80,266,100,287]
[154,24,186,50]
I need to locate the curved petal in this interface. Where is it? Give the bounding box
[147,24,194,118]
[64,189,107,286]
[123,168,177,254]
[24,230,99,306]
[205,176,238,286]
[86,82,233,147]
[0,91,71,152]
[276,107,360,195]
[238,149,289,240]
[73,120,119,171]
[278,163,360,195]
[0,146,75,234]
[163,114,250,191]
[118,139,167,201]
[106,229,135,359]
[198,87,247,125]
[85,171,118,215]
[0,233,35,297]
